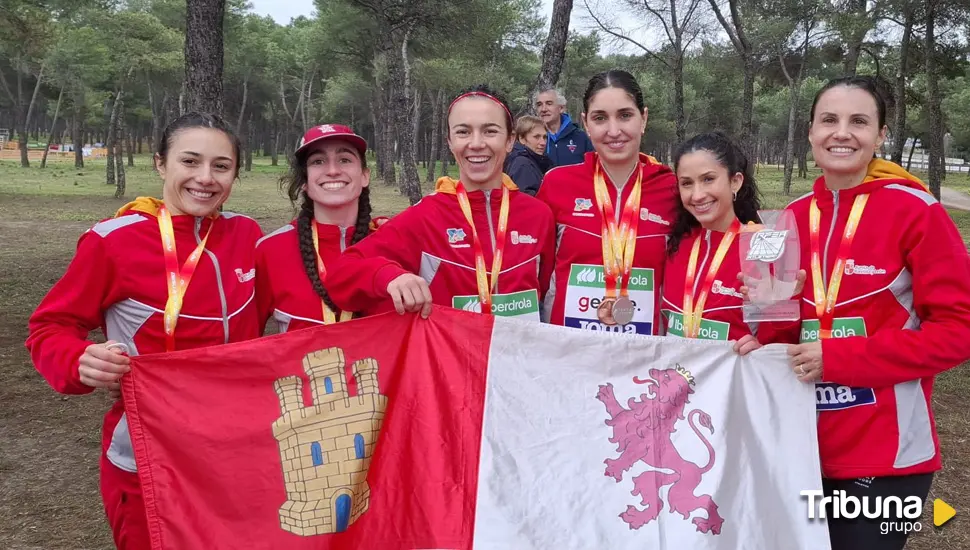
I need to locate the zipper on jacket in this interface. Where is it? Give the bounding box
[483,189,499,293]
[821,190,839,287]
[604,165,636,224]
[339,226,349,252]
[197,217,230,344]
[692,230,713,300]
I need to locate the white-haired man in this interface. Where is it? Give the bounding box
[535,87,594,167]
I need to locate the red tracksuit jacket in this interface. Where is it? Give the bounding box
[536,152,679,335]
[255,218,389,333]
[25,198,264,473]
[326,176,556,320]
[781,167,970,479]
[660,226,752,342]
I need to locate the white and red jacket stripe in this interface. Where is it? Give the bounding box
[776,168,970,479]
[26,200,264,473]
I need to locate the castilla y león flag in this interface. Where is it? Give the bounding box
[123,308,830,550]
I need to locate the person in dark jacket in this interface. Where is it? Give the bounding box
[504,115,553,196]
[534,87,595,167]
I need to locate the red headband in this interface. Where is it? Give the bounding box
[448,92,513,124]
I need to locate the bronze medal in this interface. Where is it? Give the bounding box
[597,297,617,325]
[612,296,635,326]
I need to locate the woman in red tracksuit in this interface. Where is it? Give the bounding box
[660,132,766,344]
[536,69,679,335]
[25,113,263,549]
[325,85,556,320]
[780,76,970,550]
[255,124,389,333]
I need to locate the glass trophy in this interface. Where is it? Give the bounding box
[738,209,801,322]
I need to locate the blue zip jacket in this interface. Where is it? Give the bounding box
[545,113,594,167]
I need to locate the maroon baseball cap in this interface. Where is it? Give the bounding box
[294,124,368,159]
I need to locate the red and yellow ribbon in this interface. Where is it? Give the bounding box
[158,206,213,352]
[593,157,643,300]
[311,221,353,324]
[456,182,510,314]
[809,194,868,339]
[682,219,741,338]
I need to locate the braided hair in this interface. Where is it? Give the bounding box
[281,145,373,318]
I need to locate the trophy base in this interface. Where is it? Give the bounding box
[743,300,800,323]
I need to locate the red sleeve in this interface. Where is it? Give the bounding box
[325,205,424,312]
[822,203,970,387]
[254,241,275,331]
[535,176,558,218]
[538,208,556,302]
[25,229,115,395]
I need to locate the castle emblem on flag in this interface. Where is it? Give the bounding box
[272,347,387,536]
[596,364,724,535]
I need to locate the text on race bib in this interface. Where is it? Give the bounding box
[800,317,874,411]
[563,264,655,334]
[661,310,730,341]
[452,289,540,321]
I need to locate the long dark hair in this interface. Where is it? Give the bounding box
[279,143,372,316]
[157,112,242,177]
[582,69,646,113]
[667,131,762,255]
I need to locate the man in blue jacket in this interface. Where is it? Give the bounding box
[535,87,594,167]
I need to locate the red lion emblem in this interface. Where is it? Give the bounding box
[596,365,723,534]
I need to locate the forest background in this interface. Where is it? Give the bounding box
[1,0,969,205]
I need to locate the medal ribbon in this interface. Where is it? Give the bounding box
[682,219,741,338]
[158,206,213,352]
[593,158,643,299]
[311,221,353,324]
[809,194,868,339]
[456,182,510,313]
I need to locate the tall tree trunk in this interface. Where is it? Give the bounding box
[530,0,573,109]
[740,57,754,154]
[115,100,127,198]
[106,91,123,186]
[426,89,443,185]
[147,78,157,152]
[272,129,280,166]
[17,65,27,167]
[842,0,870,75]
[393,28,422,204]
[41,87,64,169]
[73,94,85,169]
[184,0,226,114]
[891,6,914,165]
[370,99,384,175]
[128,129,135,167]
[379,76,397,187]
[780,53,800,195]
[673,52,686,143]
[245,113,254,172]
[237,78,249,131]
[412,85,420,157]
[924,0,943,200]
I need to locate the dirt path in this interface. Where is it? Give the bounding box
[942,187,970,211]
